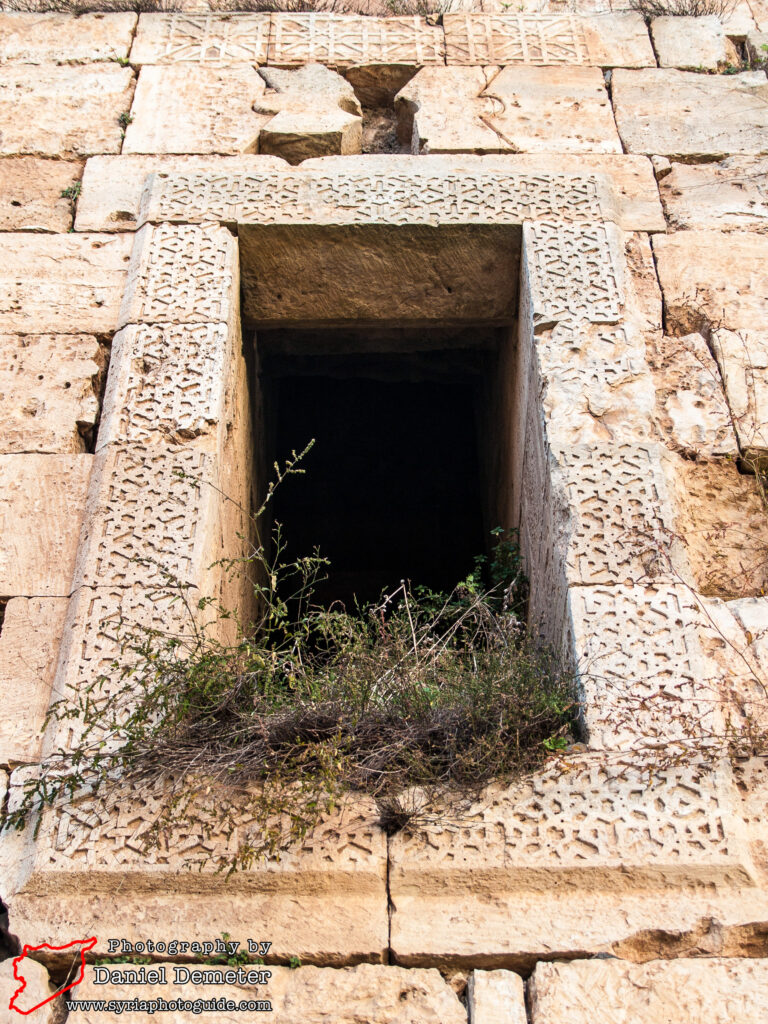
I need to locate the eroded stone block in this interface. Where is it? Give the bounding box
[713,328,768,458]
[612,69,768,157]
[660,157,768,232]
[0,597,68,765]
[0,234,132,335]
[123,66,268,155]
[0,157,81,232]
[443,12,654,66]
[118,222,238,328]
[651,15,728,69]
[75,155,286,232]
[400,65,622,154]
[529,958,768,1024]
[0,956,58,1023]
[73,963,463,1024]
[130,12,269,64]
[268,13,445,67]
[0,12,136,64]
[0,64,134,157]
[0,334,101,454]
[468,970,526,1024]
[0,455,92,597]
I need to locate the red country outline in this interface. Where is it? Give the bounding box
[9,937,97,1015]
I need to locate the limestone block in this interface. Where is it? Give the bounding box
[646,332,738,456]
[725,0,758,36]
[651,15,727,69]
[118,222,238,328]
[0,597,68,765]
[0,234,132,335]
[0,12,136,64]
[750,0,768,30]
[389,757,767,965]
[568,583,718,749]
[299,152,665,232]
[0,455,92,597]
[0,64,134,158]
[130,12,269,64]
[0,334,101,454]
[72,963,464,1024]
[0,157,81,232]
[529,957,768,1023]
[123,66,268,155]
[444,12,655,66]
[539,323,655,444]
[468,970,527,1024]
[98,323,232,452]
[747,29,768,62]
[257,64,362,163]
[75,155,286,232]
[400,65,622,154]
[665,456,768,600]
[712,328,768,458]
[267,13,445,67]
[612,69,768,158]
[660,157,768,232]
[0,956,58,1024]
[72,446,223,593]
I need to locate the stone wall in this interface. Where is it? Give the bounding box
[1,6,768,1021]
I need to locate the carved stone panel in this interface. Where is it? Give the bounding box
[130,13,270,65]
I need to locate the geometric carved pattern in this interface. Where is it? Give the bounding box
[119,223,237,327]
[142,170,610,227]
[98,323,231,450]
[131,13,270,64]
[525,220,624,324]
[445,14,591,64]
[268,13,445,67]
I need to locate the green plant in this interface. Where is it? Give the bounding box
[61,180,82,202]
[118,111,133,130]
[289,957,302,969]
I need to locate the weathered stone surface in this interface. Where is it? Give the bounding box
[651,15,728,69]
[750,0,768,31]
[725,0,758,36]
[653,230,768,458]
[660,156,768,232]
[123,66,268,155]
[389,757,768,966]
[646,332,738,456]
[0,64,134,157]
[0,955,58,1023]
[665,456,768,600]
[612,69,768,158]
[257,64,362,162]
[529,957,768,1023]
[118,222,238,328]
[0,12,136,64]
[0,455,92,597]
[0,234,131,335]
[0,597,68,765]
[72,963,464,1023]
[747,28,768,60]
[130,11,269,64]
[268,13,445,67]
[0,334,101,454]
[399,65,622,154]
[468,970,526,1024]
[75,155,286,232]
[444,12,654,66]
[0,157,81,232]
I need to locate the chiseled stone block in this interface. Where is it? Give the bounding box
[529,958,768,1024]
[612,69,768,157]
[444,12,654,66]
[123,66,268,155]
[0,334,102,454]
[130,12,269,65]
[0,455,92,598]
[118,222,238,328]
[660,157,768,232]
[468,970,527,1024]
[0,12,136,64]
[651,15,728,70]
[0,597,68,765]
[0,64,134,157]
[0,234,132,335]
[0,157,82,232]
[268,13,445,67]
